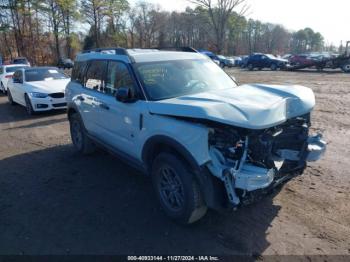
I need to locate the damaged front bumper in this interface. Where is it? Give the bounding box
[207,134,326,208]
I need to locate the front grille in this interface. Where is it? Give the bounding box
[49,92,64,98]
[52,103,67,108]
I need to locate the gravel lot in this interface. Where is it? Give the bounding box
[0,69,349,256]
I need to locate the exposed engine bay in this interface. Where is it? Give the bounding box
[206,113,326,208]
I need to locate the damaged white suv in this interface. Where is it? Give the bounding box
[66,48,326,224]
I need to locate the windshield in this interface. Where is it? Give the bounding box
[265,54,276,59]
[135,59,237,100]
[25,68,68,82]
[6,66,28,73]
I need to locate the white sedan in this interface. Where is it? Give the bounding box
[0,64,30,93]
[7,67,70,115]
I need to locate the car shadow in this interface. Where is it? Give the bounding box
[2,117,67,130]
[0,145,281,255]
[0,98,66,125]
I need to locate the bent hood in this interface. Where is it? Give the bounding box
[28,79,70,94]
[147,84,315,129]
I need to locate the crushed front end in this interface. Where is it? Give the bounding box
[206,113,326,209]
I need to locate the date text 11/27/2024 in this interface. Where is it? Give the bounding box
[127,256,220,261]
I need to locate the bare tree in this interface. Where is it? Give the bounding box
[190,0,247,53]
[81,0,108,48]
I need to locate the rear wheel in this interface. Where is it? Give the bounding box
[341,63,350,73]
[151,153,207,224]
[270,63,277,71]
[69,113,96,154]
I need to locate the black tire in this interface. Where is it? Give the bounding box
[270,63,277,71]
[247,63,254,71]
[1,82,6,94]
[24,94,35,115]
[220,63,225,68]
[69,113,96,154]
[341,63,350,73]
[151,153,207,224]
[7,89,16,105]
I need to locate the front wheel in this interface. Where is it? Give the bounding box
[152,153,207,224]
[270,64,277,71]
[7,89,16,105]
[247,63,254,71]
[25,94,35,115]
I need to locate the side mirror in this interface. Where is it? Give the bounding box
[116,86,136,103]
[13,78,22,84]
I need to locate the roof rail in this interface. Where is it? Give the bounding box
[82,47,128,56]
[155,46,198,53]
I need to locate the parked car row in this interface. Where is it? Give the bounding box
[0,54,74,114]
[198,50,240,68]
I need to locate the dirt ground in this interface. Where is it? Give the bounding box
[0,69,349,256]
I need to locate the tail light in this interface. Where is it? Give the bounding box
[5,75,12,78]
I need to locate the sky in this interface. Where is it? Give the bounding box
[136,0,350,46]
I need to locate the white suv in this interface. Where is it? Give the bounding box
[66,48,326,224]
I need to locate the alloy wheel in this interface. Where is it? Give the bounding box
[158,166,185,212]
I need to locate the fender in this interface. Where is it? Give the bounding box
[67,101,79,120]
[142,135,201,173]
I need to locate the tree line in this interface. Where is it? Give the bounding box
[0,0,327,65]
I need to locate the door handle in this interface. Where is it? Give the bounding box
[76,95,85,101]
[99,103,109,110]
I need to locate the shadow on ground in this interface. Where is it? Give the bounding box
[0,99,66,125]
[0,145,281,255]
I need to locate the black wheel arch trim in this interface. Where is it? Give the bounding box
[67,102,89,133]
[142,135,201,173]
[67,102,79,119]
[142,135,223,209]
